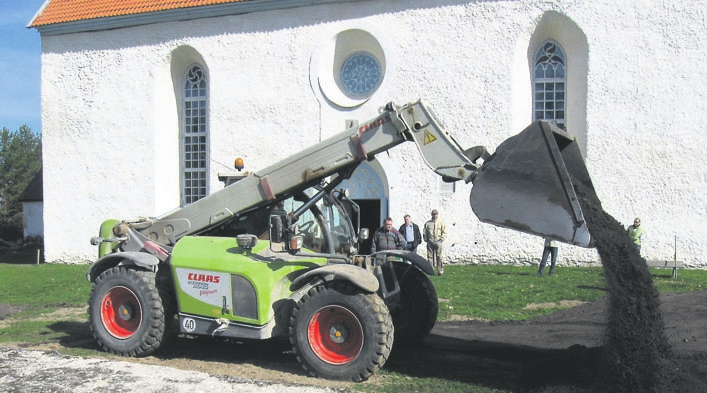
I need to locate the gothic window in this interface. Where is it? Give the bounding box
[533,40,566,129]
[182,65,209,205]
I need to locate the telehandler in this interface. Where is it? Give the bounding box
[87,100,594,381]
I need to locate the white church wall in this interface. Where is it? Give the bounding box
[39,0,707,267]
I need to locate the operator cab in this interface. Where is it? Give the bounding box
[204,184,366,257]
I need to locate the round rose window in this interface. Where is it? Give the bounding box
[340,52,382,97]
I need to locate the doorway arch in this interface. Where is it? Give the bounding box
[339,160,388,254]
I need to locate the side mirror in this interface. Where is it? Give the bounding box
[271,214,301,253]
[358,228,369,241]
[270,215,283,243]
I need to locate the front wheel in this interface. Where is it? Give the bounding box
[386,263,439,346]
[289,281,393,381]
[88,266,167,357]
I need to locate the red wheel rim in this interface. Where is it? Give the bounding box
[100,286,142,339]
[307,305,364,365]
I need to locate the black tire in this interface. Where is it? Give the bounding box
[386,263,439,346]
[88,266,167,357]
[156,266,179,342]
[289,281,394,382]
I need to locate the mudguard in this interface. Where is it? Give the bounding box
[371,249,435,276]
[290,264,379,293]
[86,251,159,282]
[96,219,120,258]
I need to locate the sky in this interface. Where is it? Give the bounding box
[0,0,47,134]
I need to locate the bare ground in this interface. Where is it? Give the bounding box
[1,289,706,392]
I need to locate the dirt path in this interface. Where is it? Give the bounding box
[2,290,706,392]
[417,291,707,392]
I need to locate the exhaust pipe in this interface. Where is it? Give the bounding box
[469,121,595,247]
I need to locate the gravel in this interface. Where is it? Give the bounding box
[0,347,347,393]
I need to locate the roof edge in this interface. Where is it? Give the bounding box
[18,169,43,203]
[30,0,365,36]
[26,0,52,29]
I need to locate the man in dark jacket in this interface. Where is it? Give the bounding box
[399,214,422,254]
[371,217,406,253]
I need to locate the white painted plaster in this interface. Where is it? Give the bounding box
[38,0,707,268]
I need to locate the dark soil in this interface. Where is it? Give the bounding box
[404,290,707,393]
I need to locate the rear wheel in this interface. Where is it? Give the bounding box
[289,281,393,381]
[387,263,439,346]
[88,266,167,357]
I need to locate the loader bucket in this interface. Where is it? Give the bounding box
[469,121,595,247]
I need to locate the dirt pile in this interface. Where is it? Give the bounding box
[576,182,670,393]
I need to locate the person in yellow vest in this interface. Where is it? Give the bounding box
[423,209,447,276]
[627,217,643,253]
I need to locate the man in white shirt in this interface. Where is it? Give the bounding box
[399,214,422,254]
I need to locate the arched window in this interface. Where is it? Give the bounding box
[533,40,566,129]
[181,65,209,205]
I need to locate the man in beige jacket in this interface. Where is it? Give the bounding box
[423,209,447,276]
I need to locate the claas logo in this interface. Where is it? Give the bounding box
[358,114,390,134]
[187,272,221,284]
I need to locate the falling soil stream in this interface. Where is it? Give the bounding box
[575,181,670,392]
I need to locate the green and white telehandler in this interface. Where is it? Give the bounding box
[86,100,595,381]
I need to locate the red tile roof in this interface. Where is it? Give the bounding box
[29,0,249,27]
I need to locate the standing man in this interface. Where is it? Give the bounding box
[627,217,643,253]
[399,214,422,254]
[423,209,447,276]
[536,238,559,276]
[371,217,406,253]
